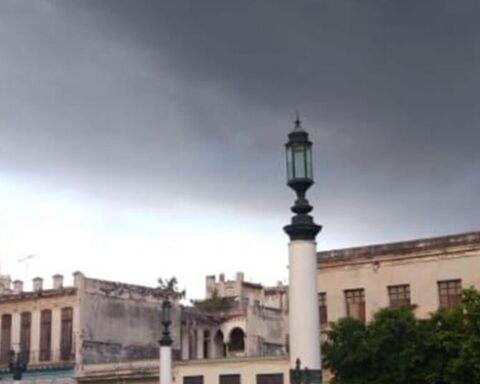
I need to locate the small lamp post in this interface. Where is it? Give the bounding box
[159,299,173,384]
[9,350,28,383]
[284,115,322,383]
[291,359,313,384]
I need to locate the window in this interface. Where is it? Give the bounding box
[183,376,203,384]
[388,285,411,308]
[318,292,327,327]
[256,373,283,384]
[203,330,210,359]
[229,328,245,352]
[438,279,462,309]
[60,307,73,361]
[39,309,52,361]
[345,289,366,323]
[20,312,31,362]
[219,374,241,384]
[0,314,12,364]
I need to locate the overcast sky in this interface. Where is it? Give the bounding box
[0,0,479,299]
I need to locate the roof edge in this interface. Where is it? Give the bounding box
[318,231,480,263]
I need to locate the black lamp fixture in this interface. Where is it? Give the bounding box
[9,350,27,381]
[159,299,173,347]
[284,114,322,241]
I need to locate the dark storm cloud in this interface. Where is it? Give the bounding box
[1,0,479,245]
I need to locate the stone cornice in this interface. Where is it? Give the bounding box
[318,231,480,266]
[0,287,77,303]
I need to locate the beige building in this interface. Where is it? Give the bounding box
[0,272,173,383]
[78,356,289,384]
[317,231,480,325]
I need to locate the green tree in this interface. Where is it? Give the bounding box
[323,307,423,384]
[323,288,480,384]
[194,289,233,312]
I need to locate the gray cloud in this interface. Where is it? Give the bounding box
[1,0,479,247]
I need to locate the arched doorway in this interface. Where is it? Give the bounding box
[228,327,245,353]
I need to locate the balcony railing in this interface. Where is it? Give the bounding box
[0,349,75,368]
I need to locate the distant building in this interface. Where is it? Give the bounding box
[1,231,479,384]
[0,271,289,384]
[0,272,171,383]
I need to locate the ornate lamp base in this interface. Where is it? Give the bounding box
[290,368,322,384]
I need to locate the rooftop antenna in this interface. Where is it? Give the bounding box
[18,254,36,281]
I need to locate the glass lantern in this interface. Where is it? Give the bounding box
[286,136,313,183]
[162,300,172,324]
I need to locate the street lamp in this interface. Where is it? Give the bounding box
[161,299,172,334]
[284,116,321,241]
[284,115,322,383]
[286,116,313,184]
[159,299,173,384]
[9,350,28,382]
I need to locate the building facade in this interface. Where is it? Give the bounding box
[317,231,480,326]
[1,231,479,384]
[0,272,172,383]
[0,271,289,384]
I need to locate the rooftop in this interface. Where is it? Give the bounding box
[318,231,480,264]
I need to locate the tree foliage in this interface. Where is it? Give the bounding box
[194,289,233,312]
[157,276,185,299]
[323,288,480,384]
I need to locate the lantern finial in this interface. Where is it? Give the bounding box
[294,110,304,131]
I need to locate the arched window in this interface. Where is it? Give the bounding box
[229,328,245,352]
[214,330,226,358]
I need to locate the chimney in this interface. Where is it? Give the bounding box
[53,274,64,289]
[236,272,244,282]
[0,275,11,294]
[13,280,23,294]
[206,275,216,298]
[32,277,43,292]
[219,273,225,283]
[73,271,85,289]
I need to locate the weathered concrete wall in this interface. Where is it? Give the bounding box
[246,306,288,357]
[79,277,181,364]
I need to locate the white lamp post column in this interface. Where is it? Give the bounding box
[284,116,322,383]
[159,300,173,384]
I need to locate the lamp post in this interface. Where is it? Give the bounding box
[9,350,28,383]
[284,116,322,383]
[159,299,173,384]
